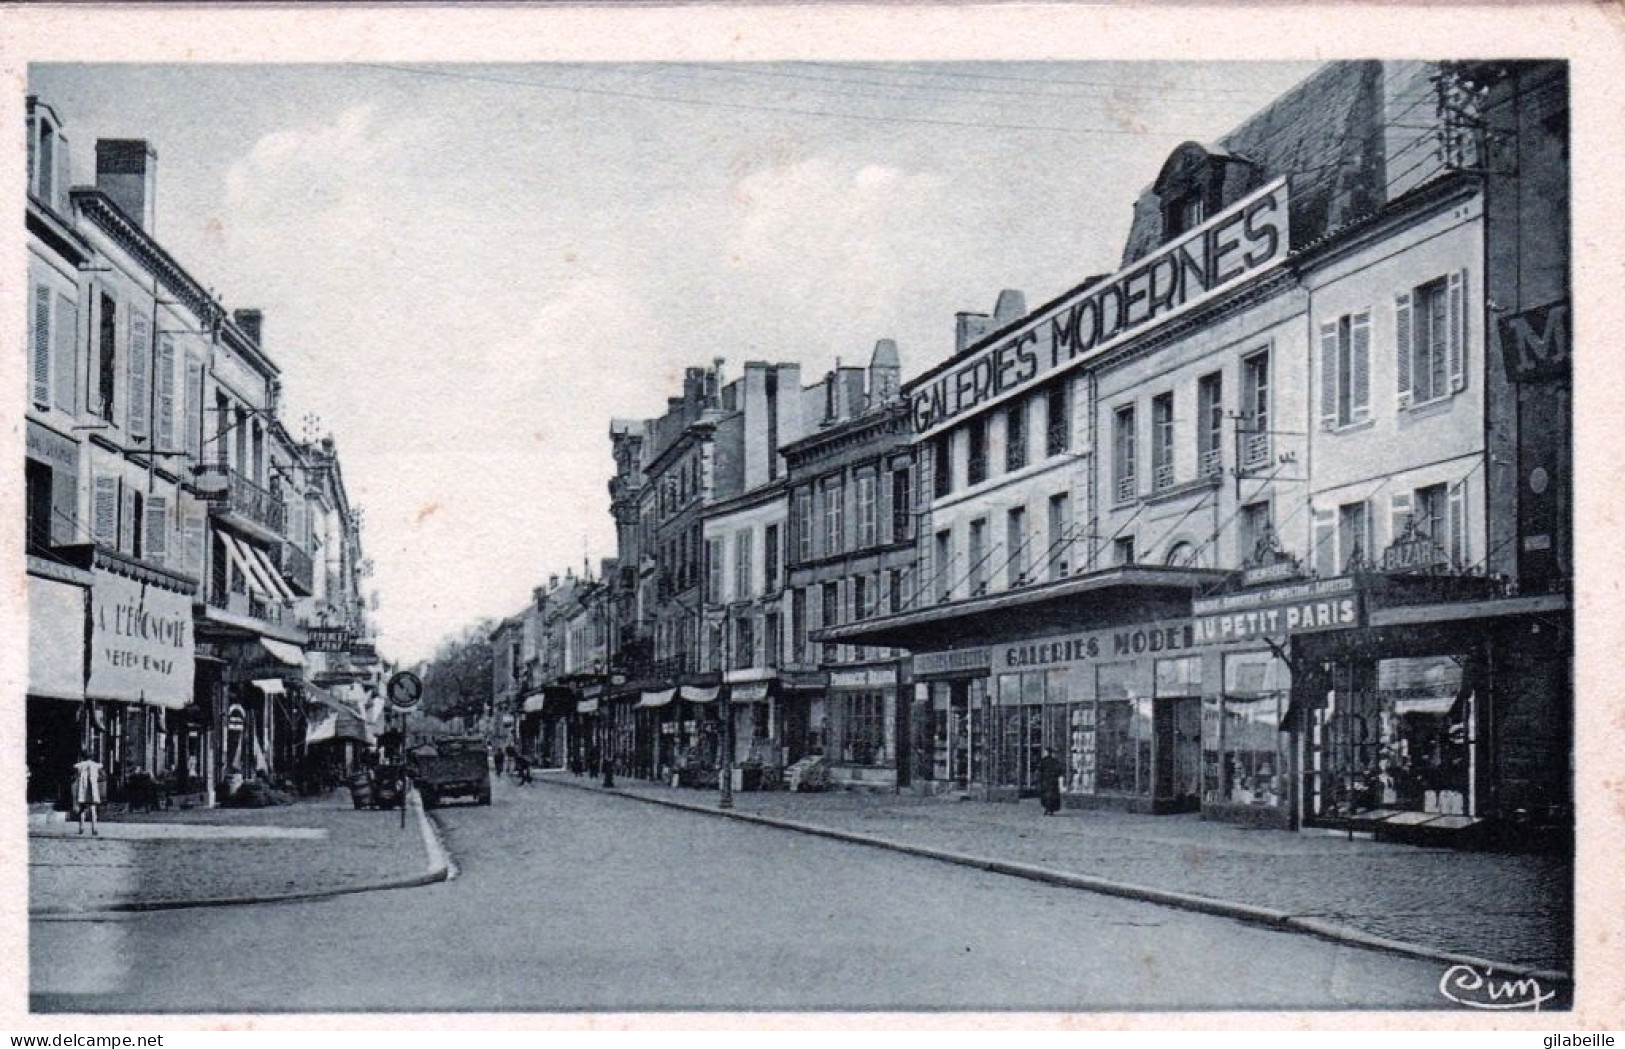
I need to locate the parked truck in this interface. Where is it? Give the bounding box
[407,737,491,808]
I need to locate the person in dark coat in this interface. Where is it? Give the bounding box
[1037,748,1064,816]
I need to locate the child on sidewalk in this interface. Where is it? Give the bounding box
[72,751,103,836]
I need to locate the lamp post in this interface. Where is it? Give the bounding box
[719,608,734,811]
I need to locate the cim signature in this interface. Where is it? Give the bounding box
[1438,964,1557,1010]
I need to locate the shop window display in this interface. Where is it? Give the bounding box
[1094,662,1149,795]
[1214,652,1290,808]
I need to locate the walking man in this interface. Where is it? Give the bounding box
[1037,748,1064,817]
[72,750,103,836]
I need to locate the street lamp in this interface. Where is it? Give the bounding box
[718,608,733,811]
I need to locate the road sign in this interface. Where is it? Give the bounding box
[387,671,423,709]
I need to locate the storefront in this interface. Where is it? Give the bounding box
[825,664,899,788]
[25,561,91,806]
[913,647,991,794]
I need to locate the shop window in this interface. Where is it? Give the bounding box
[966,417,988,486]
[1319,311,1372,429]
[1209,653,1291,810]
[1045,380,1071,456]
[833,691,888,767]
[1095,663,1149,795]
[1397,272,1467,408]
[1005,398,1028,472]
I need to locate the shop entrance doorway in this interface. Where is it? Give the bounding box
[1153,696,1202,811]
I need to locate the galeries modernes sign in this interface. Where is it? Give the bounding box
[911,178,1290,439]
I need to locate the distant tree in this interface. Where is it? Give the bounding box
[420,620,495,722]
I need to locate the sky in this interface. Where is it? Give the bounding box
[28,60,1322,665]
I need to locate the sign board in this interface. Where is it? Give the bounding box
[1192,577,1359,642]
[913,647,992,678]
[305,627,353,653]
[86,570,195,709]
[828,666,897,690]
[387,670,423,709]
[1497,298,1569,381]
[226,704,246,732]
[910,178,1290,437]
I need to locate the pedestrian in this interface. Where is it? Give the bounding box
[1037,748,1064,817]
[72,750,103,836]
[494,747,506,777]
[514,751,532,785]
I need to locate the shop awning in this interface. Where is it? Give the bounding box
[522,693,549,714]
[260,637,305,667]
[730,682,770,703]
[220,532,273,602]
[249,542,297,603]
[637,689,675,709]
[304,682,362,718]
[577,698,600,714]
[252,678,287,696]
[305,706,337,743]
[680,685,719,703]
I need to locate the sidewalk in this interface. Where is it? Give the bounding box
[544,772,1572,978]
[29,789,447,914]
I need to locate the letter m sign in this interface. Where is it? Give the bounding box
[1497,299,1570,381]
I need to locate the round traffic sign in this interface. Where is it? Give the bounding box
[388,671,424,709]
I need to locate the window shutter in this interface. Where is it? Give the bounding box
[1448,269,1468,392]
[32,284,52,407]
[1448,481,1467,567]
[1351,311,1372,422]
[185,354,204,460]
[128,313,151,440]
[184,509,205,579]
[53,293,77,413]
[1389,491,1414,546]
[93,476,119,545]
[145,493,169,566]
[1395,291,1413,409]
[156,335,176,450]
[1318,320,1339,431]
[119,485,135,553]
[1312,508,1336,578]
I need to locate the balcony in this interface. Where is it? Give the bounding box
[1153,461,1176,492]
[1200,446,1224,478]
[278,541,315,595]
[1241,432,1271,471]
[1115,474,1137,505]
[198,463,285,543]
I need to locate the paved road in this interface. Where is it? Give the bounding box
[33,778,1462,1013]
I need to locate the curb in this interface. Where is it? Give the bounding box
[29,791,453,918]
[543,776,1572,987]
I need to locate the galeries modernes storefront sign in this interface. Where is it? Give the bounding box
[86,570,195,709]
[911,178,1290,438]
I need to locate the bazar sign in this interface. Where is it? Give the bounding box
[1192,577,1359,642]
[87,570,194,708]
[911,179,1289,437]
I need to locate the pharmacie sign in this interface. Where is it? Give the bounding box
[911,178,1290,437]
[87,570,195,708]
[1191,576,1360,642]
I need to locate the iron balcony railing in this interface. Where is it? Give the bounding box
[1200,446,1224,478]
[199,462,285,536]
[1242,431,1271,470]
[279,541,315,595]
[1154,461,1176,491]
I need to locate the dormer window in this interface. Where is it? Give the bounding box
[1165,190,1205,239]
[27,101,68,212]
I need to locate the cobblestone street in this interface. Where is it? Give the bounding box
[546,773,1573,974]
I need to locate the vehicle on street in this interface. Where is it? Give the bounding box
[408,737,491,808]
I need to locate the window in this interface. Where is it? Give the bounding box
[890,467,912,542]
[855,471,877,548]
[1007,506,1028,586]
[888,568,904,613]
[1151,392,1175,491]
[1047,492,1072,579]
[1113,405,1137,503]
[966,418,988,485]
[26,460,52,553]
[1005,398,1028,472]
[1319,312,1371,429]
[733,616,755,670]
[1165,190,1205,239]
[1412,481,1466,566]
[1239,500,1272,565]
[1112,535,1135,566]
[1241,350,1270,469]
[823,477,845,555]
[968,518,988,595]
[933,434,953,498]
[1397,273,1466,407]
[833,692,888,767]
[764,611,781,668]
[794,488,813,562]
[1197,372,1223,477]
[821,582,840,662]
[1338,501,1370,572]
[131,491,145,560]
[734,530,753,599]
[853,574,870,621]
[96,293,117,422]
[705,538,724,603]
[934,528,953,602]
[763,524,780,592]
[1045,381,1071,456]
[792,588,808,661]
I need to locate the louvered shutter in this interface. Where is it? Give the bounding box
[119,486,135,553]
[1389,491,1414,547]
[1448,481,1467,567]
[128,314,151,440]
[1395,291,1413,409]
[184,509,205,579]
[156,335,176,450]
[92,476,119,545]
[184,354,203,460]
[32,284,52,407]
[1318,320,1339,431]
[1312,508,1336,578]
[53,293,77,413]
[1351,311,1372,423]
[1447,269,1468,392]
[145,493,169,566]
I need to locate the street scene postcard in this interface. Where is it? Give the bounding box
[7,2,1622,1034]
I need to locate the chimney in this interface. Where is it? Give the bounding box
[839,366,867,419]
[993,289,1027,327]
[868,339,900,405]
[95,139,157,231]
[234,309,264,347]
[955,312,991,354]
